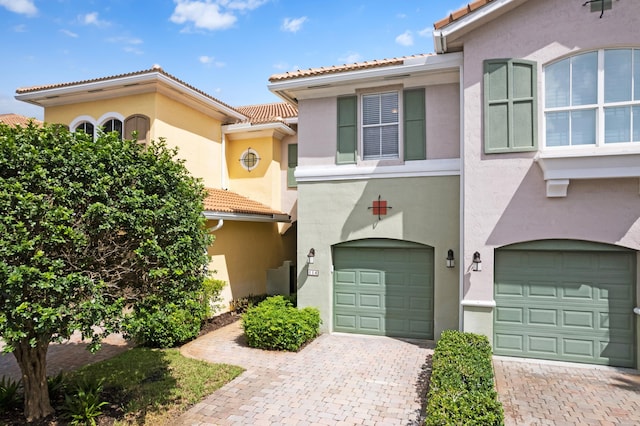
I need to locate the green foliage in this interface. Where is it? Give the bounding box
[123,293,206,348]
[0,376,22,411]
[0,122,212,419]
[242,296,320,351]
[60,378,108,426]
[230,293,268,314]
[425,330,504,426]
[201,277,226,319]
[47,371,69,401]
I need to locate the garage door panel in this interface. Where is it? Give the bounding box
[333,245,433,339]
[495,248,635,367]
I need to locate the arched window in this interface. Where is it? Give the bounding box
[74,121,94,139]
[102,118,123,139]
[124,114,150,145]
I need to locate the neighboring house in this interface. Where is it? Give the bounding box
[269,0,640,368]
[0,113,42,127]
[15,66,298,309]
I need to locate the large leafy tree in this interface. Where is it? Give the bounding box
[0,122,212,421]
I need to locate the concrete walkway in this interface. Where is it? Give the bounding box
[494,357,640,426]
[178,321,434,426]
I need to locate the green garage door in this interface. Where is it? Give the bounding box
[494,241,636,367]
[333,240,433,339]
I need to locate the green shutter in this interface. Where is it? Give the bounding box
[287,143,298,187]
[337,96,357,164]
[484,59,537,154]
[404,88,426,161]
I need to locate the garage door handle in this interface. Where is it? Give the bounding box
[634,307,640,315]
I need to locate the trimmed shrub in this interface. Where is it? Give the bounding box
[201,277,226,319]
[425,330,504,426]
[242,296,320,351]
[231,293,268,314]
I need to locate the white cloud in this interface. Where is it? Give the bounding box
[395,30,413,47]
[199,55,226,67]
[221,0,269,11]
[107,36,143,45]
[123,46,144,55]
[80,12,110,27]
[60,29,79,38]
[171,1,236,30]
[281,16,307,33]
[0,0,37,17]
[339,52,362,64]
[418,27,432,37]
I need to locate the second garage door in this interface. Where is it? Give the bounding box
[494,241,636,367]
[333,240,434,339]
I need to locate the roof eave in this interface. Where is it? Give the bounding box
[203,211,291,223]
[222,121,296,138]
[268,53,463,103]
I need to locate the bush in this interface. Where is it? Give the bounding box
[60,378,108,426]
[201,277,226,319]
[242,296,320,351]
[231,293,268,314]
[425,330,504,426]
[124,293,205,348]
[0,376,22,411]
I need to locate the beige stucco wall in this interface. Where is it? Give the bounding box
[457,0,640,340]
[296,176,460,337]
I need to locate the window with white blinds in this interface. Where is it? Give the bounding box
[362,92,399,160]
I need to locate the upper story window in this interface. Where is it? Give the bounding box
[101,118,123,139]
[544,49,640,148]
[362,92,399,160]
[336,88,425,164]
[74,121,94,139]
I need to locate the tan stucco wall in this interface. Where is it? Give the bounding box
[296,176,460,337]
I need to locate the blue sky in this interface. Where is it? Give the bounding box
[1,0,466,120]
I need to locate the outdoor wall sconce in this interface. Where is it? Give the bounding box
[307,248,315,265]
[472,251,482,272]
[446,249,455,268]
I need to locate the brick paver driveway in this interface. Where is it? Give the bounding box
[178,321,434,425]
[494,357,640,426]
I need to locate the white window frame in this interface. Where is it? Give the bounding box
[543,48,640,151]
[358,89,403,164]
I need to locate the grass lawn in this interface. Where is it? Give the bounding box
[66,347,244,425]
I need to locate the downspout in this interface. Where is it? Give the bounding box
[221,132,228,190]
[458,62,465,332]
[207,219,224,233]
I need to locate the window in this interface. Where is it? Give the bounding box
[336,89,425,164]
[544,49,640,148]
[74,121,94,139]
[287,144,298,187]
[240,148,260,172]
[102,118,123,139]
[484,59,537,153]
[124,115,150,145]
[362,92,399,160]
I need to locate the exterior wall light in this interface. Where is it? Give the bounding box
[446,249,455,268]
[307,248,315,265]
[472,251,482,272]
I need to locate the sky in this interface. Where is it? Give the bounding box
[1,0,467,120]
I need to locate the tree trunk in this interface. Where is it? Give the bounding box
[13,337,54,422]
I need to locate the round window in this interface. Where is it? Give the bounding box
[240,148,260,171]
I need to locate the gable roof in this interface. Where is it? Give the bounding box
[269,54,433,83]
[434,0,495,30]
[203,188,290,223]
[0,113,42,127]
[15,66,247,123]
[236,102,298,124]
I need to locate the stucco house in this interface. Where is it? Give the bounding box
[15,66,299,310]
[269,0,640,368]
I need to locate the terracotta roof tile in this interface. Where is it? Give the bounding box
[433,0,495,30]
[15,66,244,118]
[235,102,298,124]
[0,113,43,127]
[269,54,433,82]
[204,188,286,217]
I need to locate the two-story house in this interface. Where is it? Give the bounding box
[269,0,640,368]
[15,66,299,309]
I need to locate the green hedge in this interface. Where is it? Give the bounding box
[425,330,504,426]
[242,296,320,351]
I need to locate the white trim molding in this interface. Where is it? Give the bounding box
[295,158,460,183]
[461,299,497,308]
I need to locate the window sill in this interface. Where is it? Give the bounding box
[535,147,640,197]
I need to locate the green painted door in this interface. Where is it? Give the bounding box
[333,244,433,339]
[494,246,635,367]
